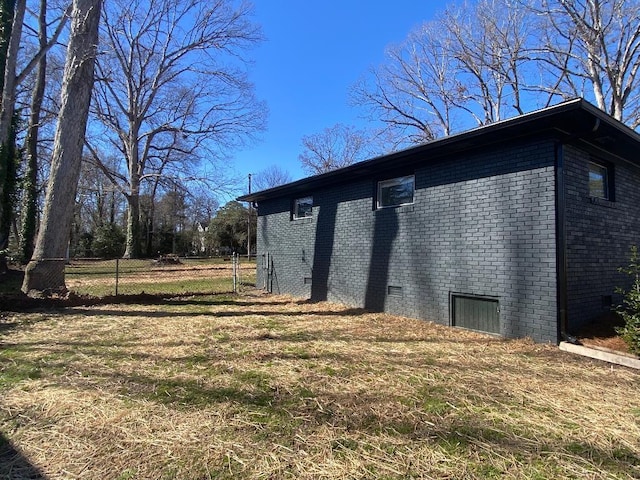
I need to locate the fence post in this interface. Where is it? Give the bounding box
[115,258,119,296]
[232,253,237,293]
[263,253,268,290]
[266,252,272,293]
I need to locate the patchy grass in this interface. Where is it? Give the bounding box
[2,258,256,298]
[64,258,255,297]
[0,291,639,479]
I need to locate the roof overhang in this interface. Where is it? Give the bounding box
[238,99,640,203]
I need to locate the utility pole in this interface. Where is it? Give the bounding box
[247,173,252,260]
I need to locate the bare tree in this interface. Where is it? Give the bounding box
[352,21,460,144]
[352,0,534,146]
[0,0,26,273]
[299,123,373,175]
[22,0,102,294]
[0,0,70,272]
[442,0,533,124]
[89,0,266,258]
[252,164,292,191]
[354,0,640,146]
[18,0,48,263]
[531,0,640,127]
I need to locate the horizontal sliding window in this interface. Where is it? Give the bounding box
[293,196,313,219]
[377,175,415,209]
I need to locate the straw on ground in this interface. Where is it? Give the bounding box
[1,290,638,479]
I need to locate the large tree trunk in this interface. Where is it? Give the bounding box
[22,0,102,295]
[122,129,142,258]
[123,189,141,258]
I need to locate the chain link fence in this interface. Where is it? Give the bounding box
[62,255,255,297]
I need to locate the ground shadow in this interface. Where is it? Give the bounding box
[0,289,251,313]
[0,431,46,479]
[66,306,370,319]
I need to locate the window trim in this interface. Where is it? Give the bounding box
[292,196,313,220]
[588,161,613,201]
[376,175,415,209]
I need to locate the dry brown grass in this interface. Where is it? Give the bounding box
[1,290,639,479]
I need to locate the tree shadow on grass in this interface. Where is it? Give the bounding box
[0,289,303,314]
[65,306,370,319]
[0,431,46,479]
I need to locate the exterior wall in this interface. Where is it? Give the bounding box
[564,144,640,332]
[257,139,559,343]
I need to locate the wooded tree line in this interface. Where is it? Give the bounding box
[0,0,264,293]
[1,0,640,294]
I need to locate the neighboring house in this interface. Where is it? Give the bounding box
[193,221,209,255]
[238,99,640,343]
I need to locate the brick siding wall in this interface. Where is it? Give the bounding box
[257,138,559,343]
[564,144,640,332]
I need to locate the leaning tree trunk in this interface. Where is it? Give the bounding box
[22,0,102,295]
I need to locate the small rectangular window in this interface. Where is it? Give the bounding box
[293,196,313,219]
[377,175,414,209]
[588,162,610,200]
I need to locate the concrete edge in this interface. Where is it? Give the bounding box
[559,341,640,370]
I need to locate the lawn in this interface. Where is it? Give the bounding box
[0,290,639,479]
[64,258,255,297]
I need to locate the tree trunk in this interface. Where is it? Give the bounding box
[0,0,23,145]
[144,202,155,257]
[22,0,102,295]
[18,0,47,263]
[123,189,141,258]
[0,0,22,273]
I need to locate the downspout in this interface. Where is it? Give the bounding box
[555,142,572,344]
[556,118,601,344]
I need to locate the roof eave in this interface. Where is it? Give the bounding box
[238,99,640,203]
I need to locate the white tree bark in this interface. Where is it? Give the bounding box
[22,0,102,295]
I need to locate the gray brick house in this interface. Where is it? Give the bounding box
[238,99,640,343]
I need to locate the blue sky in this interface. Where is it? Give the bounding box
[230,1,441,196]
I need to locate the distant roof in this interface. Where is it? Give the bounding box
[238,98,640,203]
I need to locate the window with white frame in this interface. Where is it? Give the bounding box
[293,196,313,219]
[377,175,415,209]
[588,161,611,200]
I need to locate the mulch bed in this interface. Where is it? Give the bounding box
[575,312,630,354]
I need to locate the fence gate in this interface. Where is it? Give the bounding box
[451,294,500,335]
